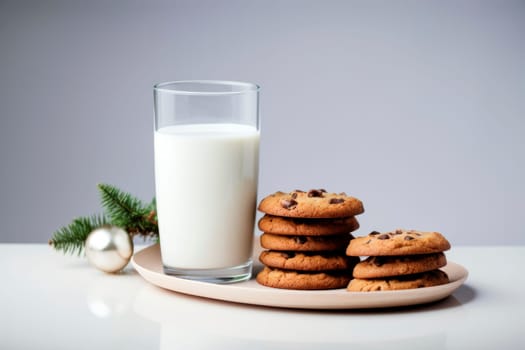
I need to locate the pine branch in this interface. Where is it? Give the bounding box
[49,184,158,255]
[49,215,108,255]
[97,183,158,237]
[97,183,143,226]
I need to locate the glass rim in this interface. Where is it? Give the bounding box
[153,80,260,96]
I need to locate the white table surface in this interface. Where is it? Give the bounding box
[1,244,523,350]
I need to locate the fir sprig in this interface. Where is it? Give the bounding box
[49,215,109,255]
[97,183,157,237]
[49,184,158,255]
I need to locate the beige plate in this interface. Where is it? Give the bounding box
[132,243,468,310]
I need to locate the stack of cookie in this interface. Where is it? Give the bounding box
[346,229,451,291]
[255,189,365,290]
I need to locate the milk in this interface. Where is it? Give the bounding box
[154,123,259,269]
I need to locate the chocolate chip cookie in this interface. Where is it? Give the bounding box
[352,252,447,279]
[256,266,352,290]
[258,215,360,236]
[259,250,360,271]
[258,190,364,218]
[260,232,353,252]
[347,269,450,291]
[346,229,451,257]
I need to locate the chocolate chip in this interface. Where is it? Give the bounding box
[395,229,403,235]
[319,189,327,193]
[291,192,298,199]
[280,199,298,209]
[294,189,305,193]
[377,234,390,240]
[294,236,308,244]
[404,235,415,241]
[281,252,295,259]
[372,257,384,267]
[369,231,381,236]
[307,189,324,197]
[329,198,345,204]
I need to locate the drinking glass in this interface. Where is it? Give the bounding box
[153,80,260,283]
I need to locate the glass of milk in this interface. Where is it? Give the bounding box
[153,80,260,283]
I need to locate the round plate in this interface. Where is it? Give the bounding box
[131,243,468,310]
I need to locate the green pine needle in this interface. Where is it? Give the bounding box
[49,215,108,255]
[98,183,144,226]
[147,197,156,212]
[97,183,158,235]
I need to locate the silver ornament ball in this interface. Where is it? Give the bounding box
[85,226,134,273]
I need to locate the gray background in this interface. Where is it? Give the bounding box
[1,0,524,245]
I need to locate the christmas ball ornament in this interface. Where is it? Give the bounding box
[85,226,134,273]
